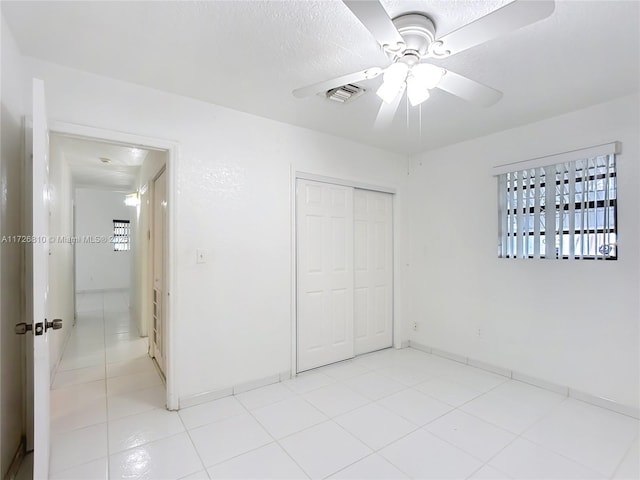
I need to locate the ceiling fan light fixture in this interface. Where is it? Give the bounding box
[376,62,409,103]
[412,63,445,89]
[376,79,404,104]
[406,75,430,106]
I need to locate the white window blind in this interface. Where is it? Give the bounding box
[495,143,619,260]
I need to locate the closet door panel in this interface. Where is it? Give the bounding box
[297,180,354,371]
[354,189,393,354]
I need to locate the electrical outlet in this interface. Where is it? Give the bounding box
[412,321,418,332]
[477,328,483,338]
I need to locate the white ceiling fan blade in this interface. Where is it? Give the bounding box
[436,70,503,107]
[343,0,405,50]
[292,67,383,99]
[437,0,555,56]
[374,87,404,129]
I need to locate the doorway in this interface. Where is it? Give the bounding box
[296,178,394,372]
[45,123,177,410]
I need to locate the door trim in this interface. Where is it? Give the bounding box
[48,121,180,410]
[291,171,398,376]
[296,171,397,195]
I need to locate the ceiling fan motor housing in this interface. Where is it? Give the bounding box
[392,14,436,58]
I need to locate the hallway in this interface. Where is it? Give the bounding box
[50,291,166,479]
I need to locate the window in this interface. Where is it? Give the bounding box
[496,143,619,260]
[113,220,130,252]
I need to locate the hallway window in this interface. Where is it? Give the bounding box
[113,219,130,251]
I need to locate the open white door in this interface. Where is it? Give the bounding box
[30,78,52,479]
[150,167,167,376]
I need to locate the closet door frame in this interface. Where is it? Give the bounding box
[292,171,398,375]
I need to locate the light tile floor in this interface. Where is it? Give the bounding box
[49,292,639,479]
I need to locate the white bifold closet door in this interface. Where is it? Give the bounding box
[297,179,393,372]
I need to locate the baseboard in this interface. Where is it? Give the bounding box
[179,387,233,409]
[233,374,280,395]
[430,347,468,365]
[408,341,639,419]
[75,287,129,294]
[569,388,640,419]
[409,342,431,354]
[467,358,512,378]
[512,370,569,396]
[5,436,26,480]
[179,371,292,409]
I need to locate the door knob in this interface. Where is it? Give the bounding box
[15,323,33,335]
[45,318,63,332]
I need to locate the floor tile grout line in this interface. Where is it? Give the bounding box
[178,393,314,477]
[292,356,426,475]
[408,353,632,478]
[57,292,163,476]
[451,392,605,478]
[272,355,514,477]
[320,355,593,478]
[173,412,212,479]
[50,293,110,476]
[411,371,553,474]
[100,292,112,479]
[329,364,511,478]
[237,390,314,479]
[609,431,639,479]
[326,416,420,478]
[253,351,632,478]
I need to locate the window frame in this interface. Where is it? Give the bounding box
[112,219,131,252]
[494,143,620,261]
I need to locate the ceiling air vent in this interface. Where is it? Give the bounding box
[326,84,365,104]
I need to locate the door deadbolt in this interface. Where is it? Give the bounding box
[15,319,62,335]
[45,318,63,332]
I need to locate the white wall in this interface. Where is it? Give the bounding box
[12,36,639,414]
[408,94,640,409]
[75,188,131,292]
[0,14,26,476]
[25,58,409,403]
[48,138,75,377]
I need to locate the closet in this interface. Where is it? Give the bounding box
[296,179,393,372]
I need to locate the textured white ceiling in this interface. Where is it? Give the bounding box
[51,135,147,190]
[4,1,639,154]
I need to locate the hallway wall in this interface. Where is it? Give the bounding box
[75,188,131,292]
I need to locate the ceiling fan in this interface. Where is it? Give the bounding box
[293,0,555,126]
